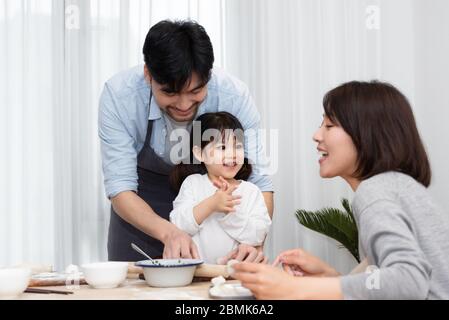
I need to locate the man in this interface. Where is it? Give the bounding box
[98,20,274,262]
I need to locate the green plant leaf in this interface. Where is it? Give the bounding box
[295,199,360,262]
[341,198,356,225]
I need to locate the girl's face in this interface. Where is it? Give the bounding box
[194,131,245,180]
[313,115,359,188]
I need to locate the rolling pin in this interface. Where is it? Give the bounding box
[194,264,229,278]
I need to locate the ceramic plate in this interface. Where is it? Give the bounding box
[209,283,255,300]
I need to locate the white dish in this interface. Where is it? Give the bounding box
[136,259,203,288]
[81,262,128,289]
[209,276,254,299]
[209,282,254,299]
[0,268,31,299]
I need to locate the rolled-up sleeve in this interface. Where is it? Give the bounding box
[169,176,201,236]
[232,87,274,193]
[98,84,138,198]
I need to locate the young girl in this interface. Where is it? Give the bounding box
[169,112,271,264]
[233,81,449,299]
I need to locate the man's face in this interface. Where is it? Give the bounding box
[145,66,208,122]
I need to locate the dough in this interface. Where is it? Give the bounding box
[226,259,239,276]
[210,275,253,298]
[211,275,226,287]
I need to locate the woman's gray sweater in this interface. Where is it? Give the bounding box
[340,172,449,299]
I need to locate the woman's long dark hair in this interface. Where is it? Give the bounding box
[169,112,252,191]
[323,80,431,187]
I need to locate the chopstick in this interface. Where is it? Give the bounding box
[25,288,74,295]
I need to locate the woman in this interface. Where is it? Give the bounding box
[233,81,449,299]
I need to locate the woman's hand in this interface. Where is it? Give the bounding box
[272,248,340,277]
[233,263,302,299]
[233,262,343,300]
[211,176,241,214]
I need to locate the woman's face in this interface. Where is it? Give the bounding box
[194,131,245,180]
[313,115,359,186]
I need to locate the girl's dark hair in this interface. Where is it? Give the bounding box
[323,80,431,187]
[169,112,252,191]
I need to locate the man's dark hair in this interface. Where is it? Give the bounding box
[143,20,214,93]
[323,80,431,187]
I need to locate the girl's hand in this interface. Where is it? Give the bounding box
[272,248,340,277]
[192,176,241,225]
[216,244,267,264]
[213,176,229,190]
[211,176,242,213]
[212,176,238,191]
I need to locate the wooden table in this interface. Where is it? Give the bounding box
[20,279,218,300]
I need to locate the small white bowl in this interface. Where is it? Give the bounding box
[81,262,128,289]
[0,268,31,299]
[136,259,203,288]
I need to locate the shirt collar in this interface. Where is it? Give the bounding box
[148,88,162,120]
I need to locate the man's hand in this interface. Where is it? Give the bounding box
[216,244,267,264]
[111,191,200,259]
[161,225,200,259]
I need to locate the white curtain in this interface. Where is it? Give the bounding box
[224,0,449,274]
[2,0,449,275]
[0,0,226,271]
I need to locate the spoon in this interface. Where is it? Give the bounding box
[131,243,155,263]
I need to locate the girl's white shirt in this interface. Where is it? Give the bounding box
[170,173,272,264]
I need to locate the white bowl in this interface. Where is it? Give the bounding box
[0,268,31,299]
[81,262,128,289]
[136,259,203,288]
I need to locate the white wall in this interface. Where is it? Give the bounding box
[413,0,449,209]
[224,0,449,274]
[1,0,448,272]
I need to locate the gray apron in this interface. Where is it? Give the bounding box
[107,95,177,261]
